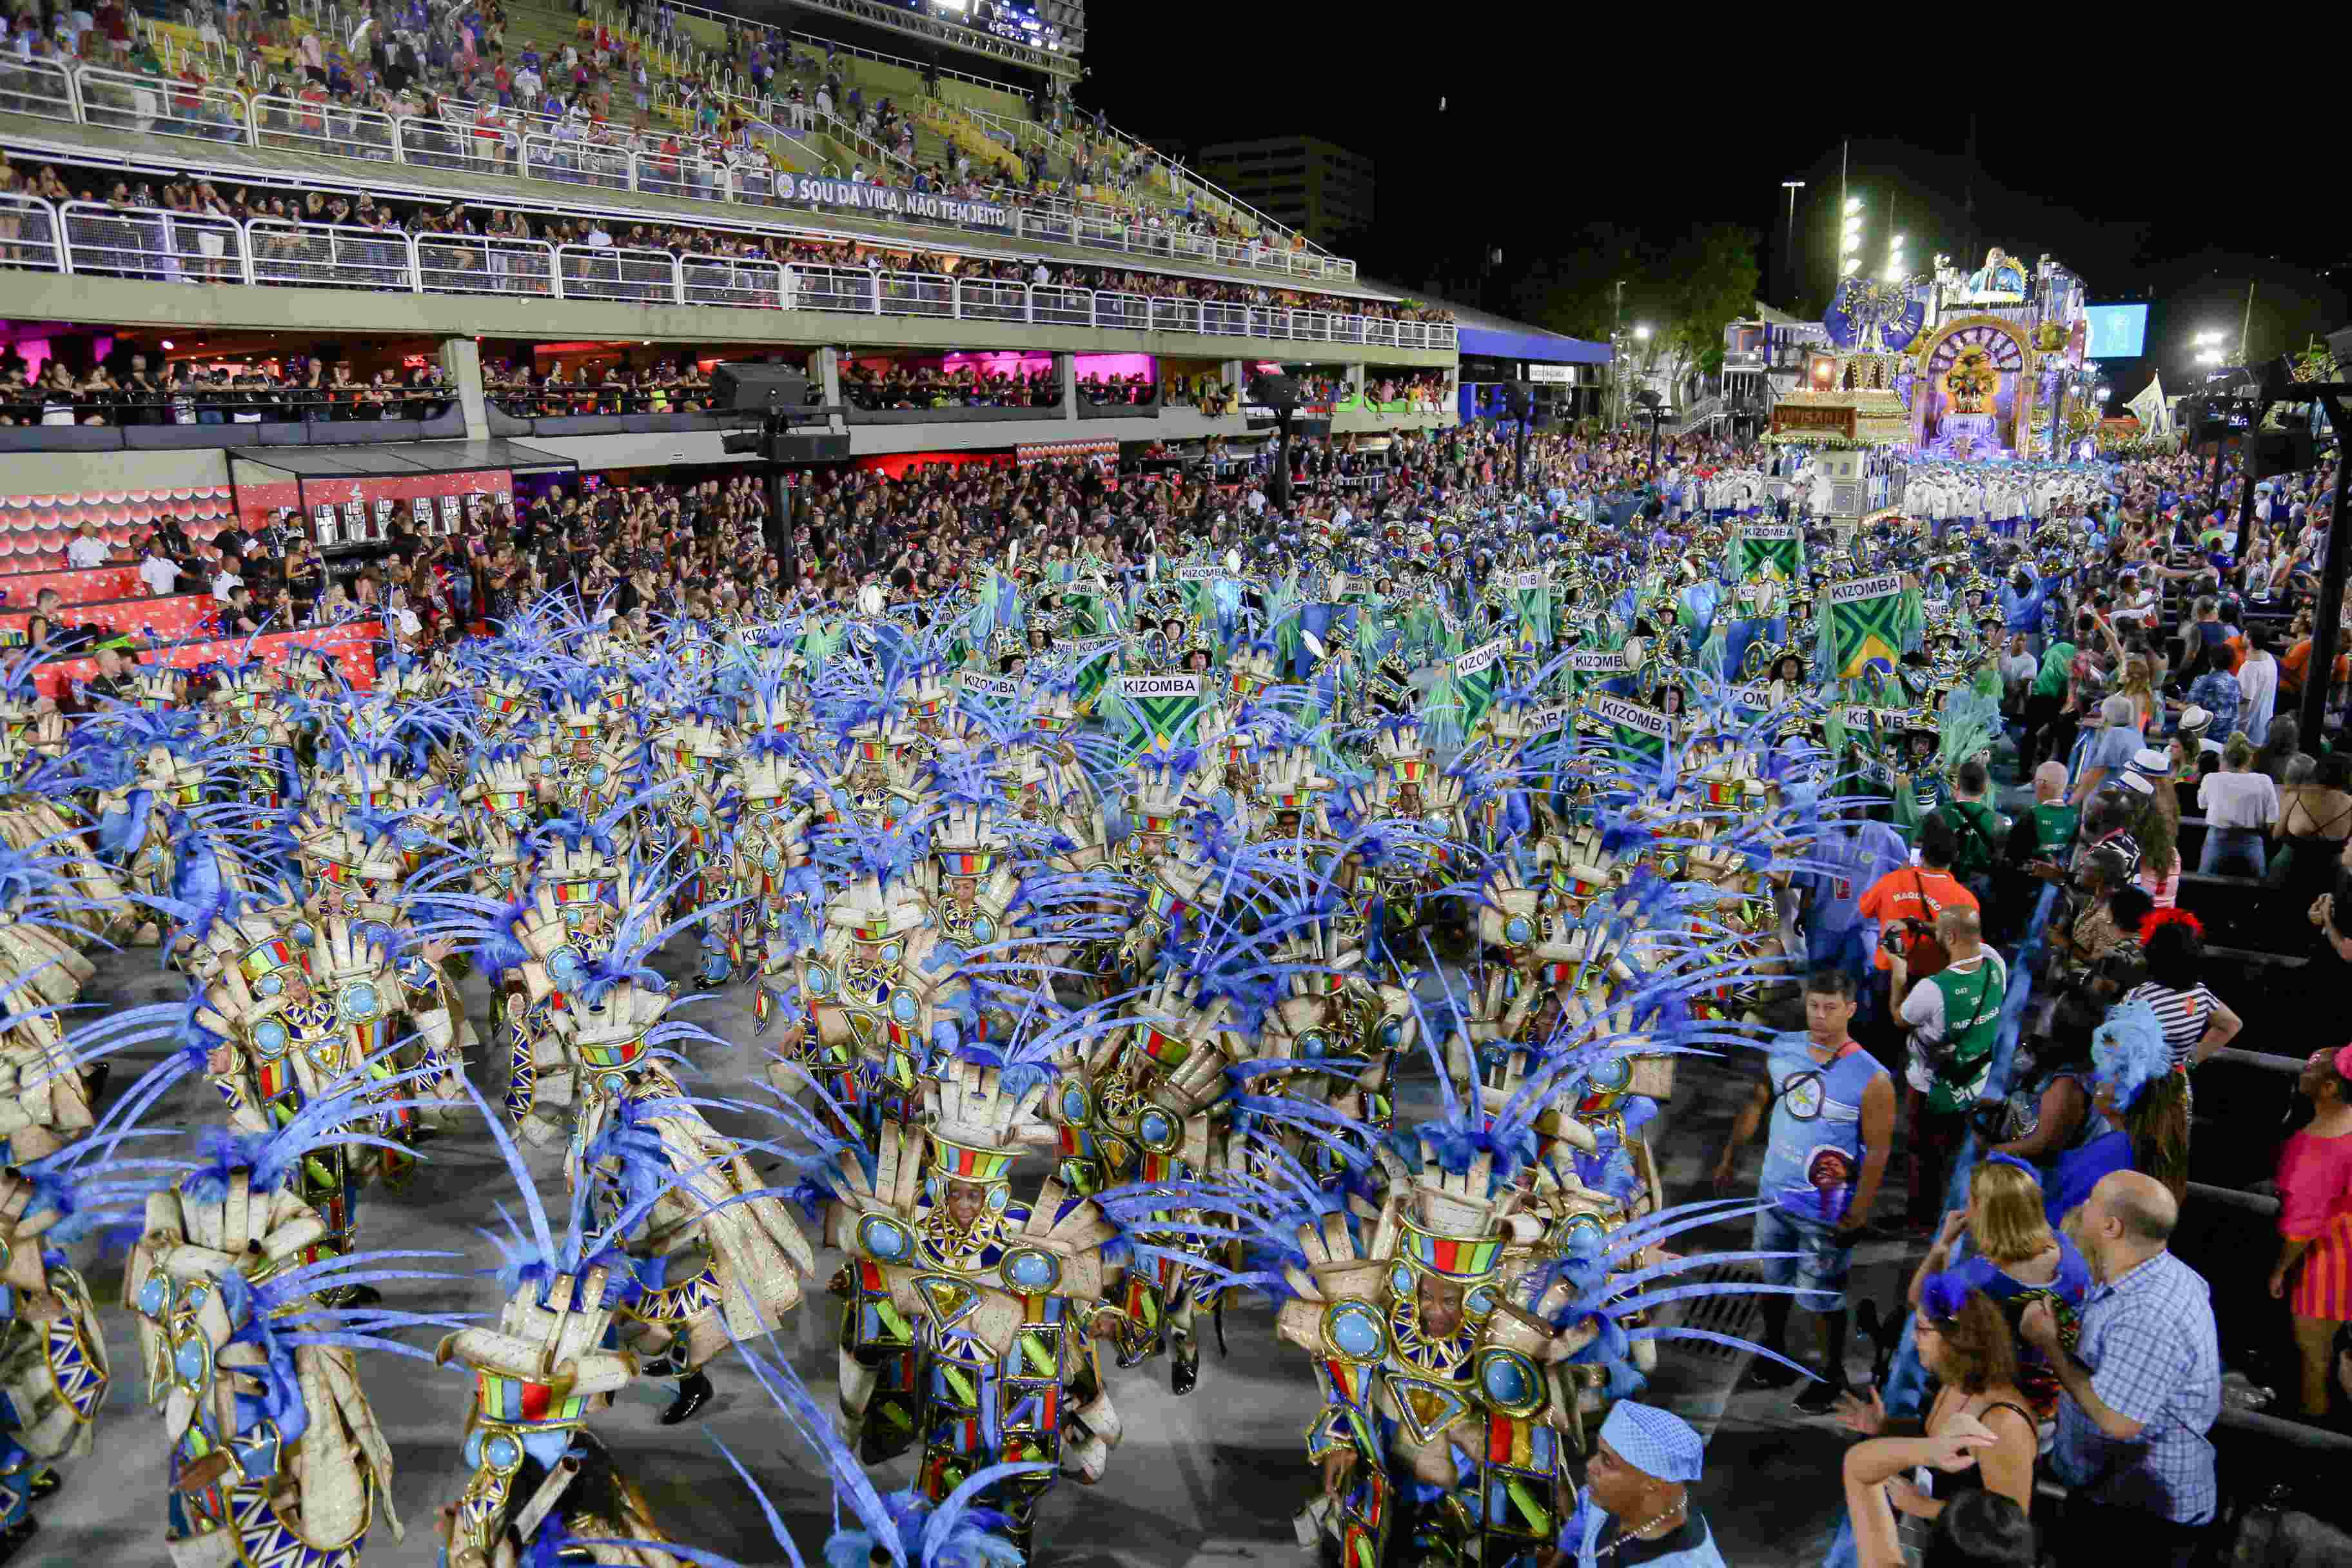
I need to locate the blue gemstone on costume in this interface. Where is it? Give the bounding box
[588,764,609,786]
[1138,1108,1175,1147]
[137,1275,170,1316]
[972,917,994,943]
[484,1433,520,1468]
[341,982,380,1019]
[254,1020,288,1054]
[762,848,781,872]
[1328,1299,1384,1358]
[1504,916,1533,946]
[174,1338,207,1382]
[892,992,917,1023]
[859,1215,912,1261]
[882,943,903,963]
[1004,1250,1056,1290]
[690,807,710,828]
[1482,1351,1534,1406]
[256,972,282,997]
[1061,1085,1088,1121]
[807,965,831,995]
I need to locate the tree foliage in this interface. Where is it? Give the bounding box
[1505,223,1761,387]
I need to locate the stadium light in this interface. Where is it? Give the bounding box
[2197,349,2224,366]
[1634,324,1652,340]
[2193,329,2224,347]
[1845,196,1862,214]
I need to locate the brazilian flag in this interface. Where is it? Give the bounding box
[1816,571,1923,691]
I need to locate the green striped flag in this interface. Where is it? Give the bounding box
[1587,693,1672,764]
[1454,636,1510,734]
[1817,571,1919,686]
[1735,522,1804,581]
[1117,673,1208,743]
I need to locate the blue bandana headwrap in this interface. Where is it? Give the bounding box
[1598,1400,1705,1483]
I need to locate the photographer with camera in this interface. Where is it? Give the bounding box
[1892,903,2008,1235]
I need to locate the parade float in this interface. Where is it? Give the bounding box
[1753,246,2092,463]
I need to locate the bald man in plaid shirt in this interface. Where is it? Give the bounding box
[2023,1170,2220,1568]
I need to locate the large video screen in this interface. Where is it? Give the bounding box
[2084,304,2148,360]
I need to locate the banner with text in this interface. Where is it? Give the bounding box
[1820,571,1917,683]
[1734,521,1803,582]
[1117,672,1208,743]
[1453,636,1509,732]
[1586,693,1671,763]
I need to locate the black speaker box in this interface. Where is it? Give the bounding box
[1247,372,1300,409]
[774,431,850,462]
[712,362,810,412]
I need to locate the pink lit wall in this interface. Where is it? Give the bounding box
[840,351,1158,380]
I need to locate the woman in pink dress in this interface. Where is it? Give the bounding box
[2272,1044,2352,1419]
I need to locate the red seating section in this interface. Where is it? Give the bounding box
[0,567,145,607]
[0,593,219,640]
[33,622,381,701]
[0,486,239,574]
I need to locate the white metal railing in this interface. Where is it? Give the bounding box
[250,92,400,163]
[32,57,1369,284]
[523,134,636,195]
[22,204,1455,349]
[683,253,784,309]
[789,263,876,313]
[395,113,522,179]
[1032,284,1090,328]
[414,233,558,298]
[248,220,415,292]
[59,200,246,282]
[956,275,1026,324]
[0,55,77,124]
[876,270,954,320]
[0,193,66,274]
[558,245,681,305]
[75,64,250,146]
[634,149,730,204]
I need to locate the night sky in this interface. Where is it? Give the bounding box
[1075,13,2348,404]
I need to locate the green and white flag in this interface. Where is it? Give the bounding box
[1454,636,1510,734]
[1734,520,1804,582]
[1116,672,1208,743]
[1587,692,1672,763]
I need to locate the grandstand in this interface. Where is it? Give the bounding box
[0,0,1502,652]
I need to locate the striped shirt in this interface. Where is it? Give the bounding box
[2119,981,2219,1068]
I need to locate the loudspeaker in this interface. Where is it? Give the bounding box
[2252,422,2315,481]
[774,431,850,462]
[1247,372,1300,411]
[1501,380,1533,419]
[712,362,810,412]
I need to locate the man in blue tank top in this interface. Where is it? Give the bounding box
[1713,966,1896,1411]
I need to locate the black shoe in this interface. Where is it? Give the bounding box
[1171,1341,1199,1397]
[660,1369,713,1426]
[340,1284,384,1309]
[1743,1357,1803,1391]
[1794,1376,1847,1414]
[82,1063,111,1110]
[24,1471,57,1501]
[0,1514,37,1567]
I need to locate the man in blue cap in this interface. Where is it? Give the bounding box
[1563,1401,1727,1565]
